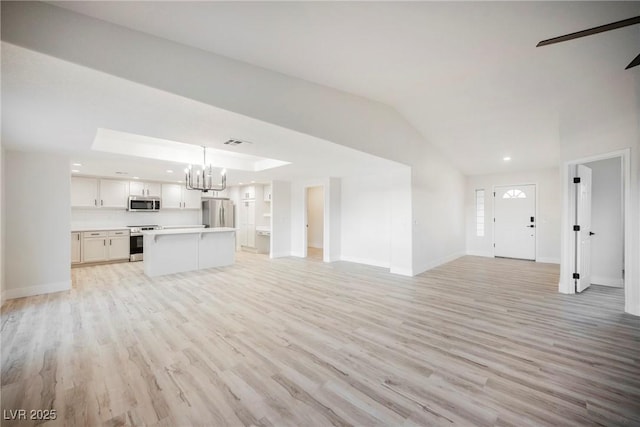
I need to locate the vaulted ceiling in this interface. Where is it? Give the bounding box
[6,1,640,176]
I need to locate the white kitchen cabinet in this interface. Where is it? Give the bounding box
[161,183,183,209]
[183,188,202,209]
[71,177,99,208]
[130,181,161,197]
[108,231,130,260]
[202,188,229,199]
[161,183,201,209]
[71,232,82,264]
[239,200,256,248]
[241,185,255,200]
[80,230,129,264]
[99,179,129,208]
[264,185,272,202]
[82,232,108,263]
[71,177,128,209]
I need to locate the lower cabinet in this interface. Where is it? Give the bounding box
[108,233,130,260]
[71,232,82,264]
[83,233,108,263]
[76,230,130,265]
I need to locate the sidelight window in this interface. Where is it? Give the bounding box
[476,189,485,237]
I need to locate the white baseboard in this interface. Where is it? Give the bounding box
[537,257,560,264]
[591,276,624,287]
[413,251,465,276]
[466,251,493,258]
[558,279,574,294]
[270,252,292,259]
[626,302,640,317]
[340,255,390,269]
[4,280,71,300]
[390,267,413,276]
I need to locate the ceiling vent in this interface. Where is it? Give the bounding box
[224,139,252,146]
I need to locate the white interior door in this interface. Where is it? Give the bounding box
[494,185,536,260]
[575,165,593,292]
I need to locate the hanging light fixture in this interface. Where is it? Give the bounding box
[184,146,227,192]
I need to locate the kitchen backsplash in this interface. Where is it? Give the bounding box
[71,208,201,229]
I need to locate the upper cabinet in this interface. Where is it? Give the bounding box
[71,177,99,208]
[100,179,129,208]
[130,181,161,197]
[161,183,182,209]
[264,185,272,202]
[71,177,128,209]
[161,184,201,209]
[202,188,229,199]
[183,187,202,209]
[241,185,255,200]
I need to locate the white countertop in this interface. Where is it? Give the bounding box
[71,226,131,232]
[256,226,271,232]
[142,227,236,236]
[71,224,206,232]
[160,224,205,230]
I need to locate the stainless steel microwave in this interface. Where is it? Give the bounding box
[128,196,161,212]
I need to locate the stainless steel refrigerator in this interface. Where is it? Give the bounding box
[202,198,235,228]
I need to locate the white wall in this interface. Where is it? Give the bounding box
[5,150,71,299]
[413,157,465,273]
[3,2,465,276]
[584,158,623,287]
[341,173,392,268]
[307,186,324,249]
[466,167,561,263]
[71,208,200,229]
[0,141,4,305]
[270,180,291,258]
[327,178,341,262]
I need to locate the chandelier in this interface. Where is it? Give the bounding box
[184,146,227,192]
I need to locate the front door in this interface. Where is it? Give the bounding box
[494,185,536,260]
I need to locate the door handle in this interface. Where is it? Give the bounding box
[589,231,595,236]
[526,225,535,228]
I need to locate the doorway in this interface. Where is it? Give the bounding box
[560,149,631,312]
[584,158,624,288]
[305,186,324,261]
[493,184,536,260]
[570,157,625,293]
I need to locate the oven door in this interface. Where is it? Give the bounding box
[130,234,144,261]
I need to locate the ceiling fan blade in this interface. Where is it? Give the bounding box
[537,16,640,47]
[625,52,640,69]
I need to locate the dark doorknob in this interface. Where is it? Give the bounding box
[527,225,535,228]
[589,231,595,236]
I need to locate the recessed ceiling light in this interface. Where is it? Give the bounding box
[133,176,140,179]
[72,163,82,167]
[251,180,255,183]
[71,169,80,173]
[503,156,511,161]
[166,169,174,173]
[239,182,243,185]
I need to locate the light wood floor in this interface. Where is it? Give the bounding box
[2,254,639,426]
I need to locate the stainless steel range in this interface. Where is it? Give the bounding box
[128,225,161,261]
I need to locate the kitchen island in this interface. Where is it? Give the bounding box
[143,227,236,277]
